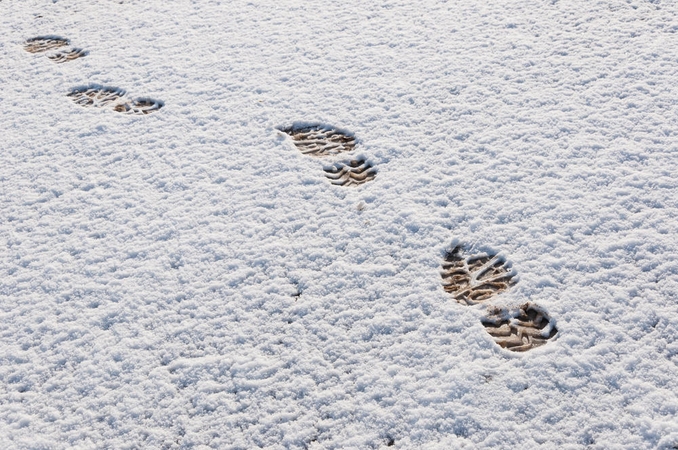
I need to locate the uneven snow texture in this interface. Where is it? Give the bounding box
[1,0,678,448]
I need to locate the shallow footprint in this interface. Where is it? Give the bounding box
[113,99,163,115]
[280,124,356,156]
[441,246,515,305]
[47,48,87,63]
[323,159,376,186]
[481,303,557,352]
[67,86,126,108]
[24,36,69,53]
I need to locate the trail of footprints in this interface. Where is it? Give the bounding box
[24,36,163,115]
[280,125,376,187]
[441,246,557,352]
[25,34,556,353]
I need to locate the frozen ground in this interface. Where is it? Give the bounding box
[1,0,678,448]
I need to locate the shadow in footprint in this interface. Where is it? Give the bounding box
[481,303,557,352]
[441,246,516,305]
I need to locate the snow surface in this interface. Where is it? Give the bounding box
[1,0,678,448]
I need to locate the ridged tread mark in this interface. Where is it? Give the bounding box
[441,246,515,305]
[47,48,87,63]
[24,37,69,53]
[280,125,356,156]
[324,159,376,186]
[481,303,557,352]
[68,86,163,115]
[67,86,126,108]
[113,99,163,115]
[24,37,87,64]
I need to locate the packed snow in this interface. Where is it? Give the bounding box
[1,0,678,448]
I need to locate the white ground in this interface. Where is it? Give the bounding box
[1,0,678,448]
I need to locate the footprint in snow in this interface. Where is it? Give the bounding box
[24,36,87,63]
[441,245,556,352]
[279,124,376,186]
[67,85,163,115]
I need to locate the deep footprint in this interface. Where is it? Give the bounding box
[323,159,376,186]
[280,125,356,156]
[481,303,557,352]
[67,86,126,108]
[24,37,69,53]
[441,246,515,305]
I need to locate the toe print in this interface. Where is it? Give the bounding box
[280,125,356,157]
[441,246,515,305]
[481,303,557,352]
[24,37,69,53]
[324,159,376,186]
[67,86,126,108]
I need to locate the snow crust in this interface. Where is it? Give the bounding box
[1,0,677,448]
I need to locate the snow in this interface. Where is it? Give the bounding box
[1,0,678,448]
